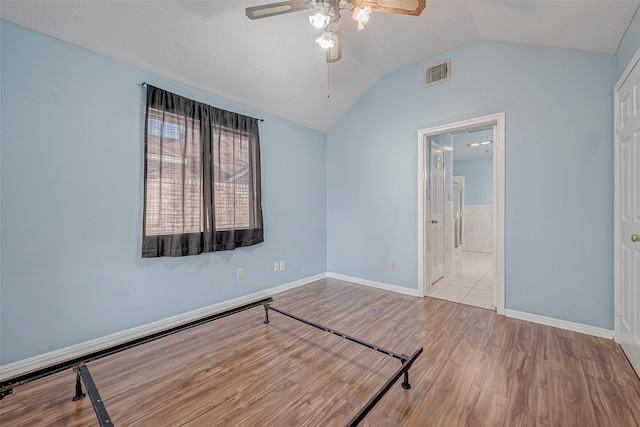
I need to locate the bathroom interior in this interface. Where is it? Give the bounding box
[427,126,494,309]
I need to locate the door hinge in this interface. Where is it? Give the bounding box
[615,121,620,135]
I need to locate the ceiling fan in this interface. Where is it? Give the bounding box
[246,0,426,63]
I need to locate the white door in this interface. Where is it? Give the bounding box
[615,55,640,375]
[430,143,445,284]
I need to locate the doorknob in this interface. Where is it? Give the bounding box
[633,234,640,243]
[431,220,439,224]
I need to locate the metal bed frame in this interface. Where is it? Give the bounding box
[263,303,423,426]
[1,298,422,426]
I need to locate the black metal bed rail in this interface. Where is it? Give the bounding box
[262,303,423,426]
[0,297,273,400]
[346,347,423,427]
[3,298,419,427]
[264,304,406,361]
[74,364,113,426]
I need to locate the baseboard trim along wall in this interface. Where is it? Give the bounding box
[326,272,421,297]
[327,276,614,339]
[0,273,326,381]
[3,275,612,381]
[505,309,615,339]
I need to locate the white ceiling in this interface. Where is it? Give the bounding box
[2,1,638,132]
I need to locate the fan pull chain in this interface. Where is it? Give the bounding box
[327,63,331,98]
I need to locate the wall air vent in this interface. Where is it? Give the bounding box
[425,59,451,87]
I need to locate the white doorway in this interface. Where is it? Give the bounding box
[417,113,506,314]
[614,48,640,375]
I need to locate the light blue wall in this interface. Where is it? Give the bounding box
[453,159,493,205]
[327,40,614,329]
[0,20,327,364]
[615,8,640,81]
[1,17,628,365]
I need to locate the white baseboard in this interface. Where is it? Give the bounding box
[505,309,614,339]
[326,272,420,297]
[5,274,613,382]
[0,273,325,381]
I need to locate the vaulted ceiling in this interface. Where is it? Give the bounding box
[2,1,638,131]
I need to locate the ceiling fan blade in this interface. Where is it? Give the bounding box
[246,0,311,20]
[326,19,342,63]
[354,0,426,16]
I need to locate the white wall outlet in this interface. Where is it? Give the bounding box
[274,261,279,272]
[279,260,286,270]
[390,260,396,270]
[237,268,243,279]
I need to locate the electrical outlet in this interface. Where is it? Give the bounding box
[390,260,396,270]
[279,260,286,271]
[274,261,279,272]
[237,268,243,279]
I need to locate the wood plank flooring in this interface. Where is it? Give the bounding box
[1,278,639,426]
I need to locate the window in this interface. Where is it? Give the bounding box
[142,85,263,257]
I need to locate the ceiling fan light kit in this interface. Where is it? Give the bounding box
[246,0,426,63]
[316,30,336,49]
[309,3,331,28]
[352,5,371,30]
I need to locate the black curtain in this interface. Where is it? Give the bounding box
[142,85,263,258]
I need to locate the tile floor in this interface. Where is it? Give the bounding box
[426,251,494,310]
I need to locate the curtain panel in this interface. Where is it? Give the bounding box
[142,85,264,258]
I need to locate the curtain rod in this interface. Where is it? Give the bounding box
[141,82,264,122]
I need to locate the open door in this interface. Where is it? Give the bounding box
[615,50,640,375]
[430,142,445,284]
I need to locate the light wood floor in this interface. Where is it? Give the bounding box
[1,278,639,426]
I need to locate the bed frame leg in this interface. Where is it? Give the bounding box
[263,303,270,324]
[401,370,411,389]
[72,368,86,401]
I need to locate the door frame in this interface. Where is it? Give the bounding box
[614,45,640,344]
[417,112,506,314]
